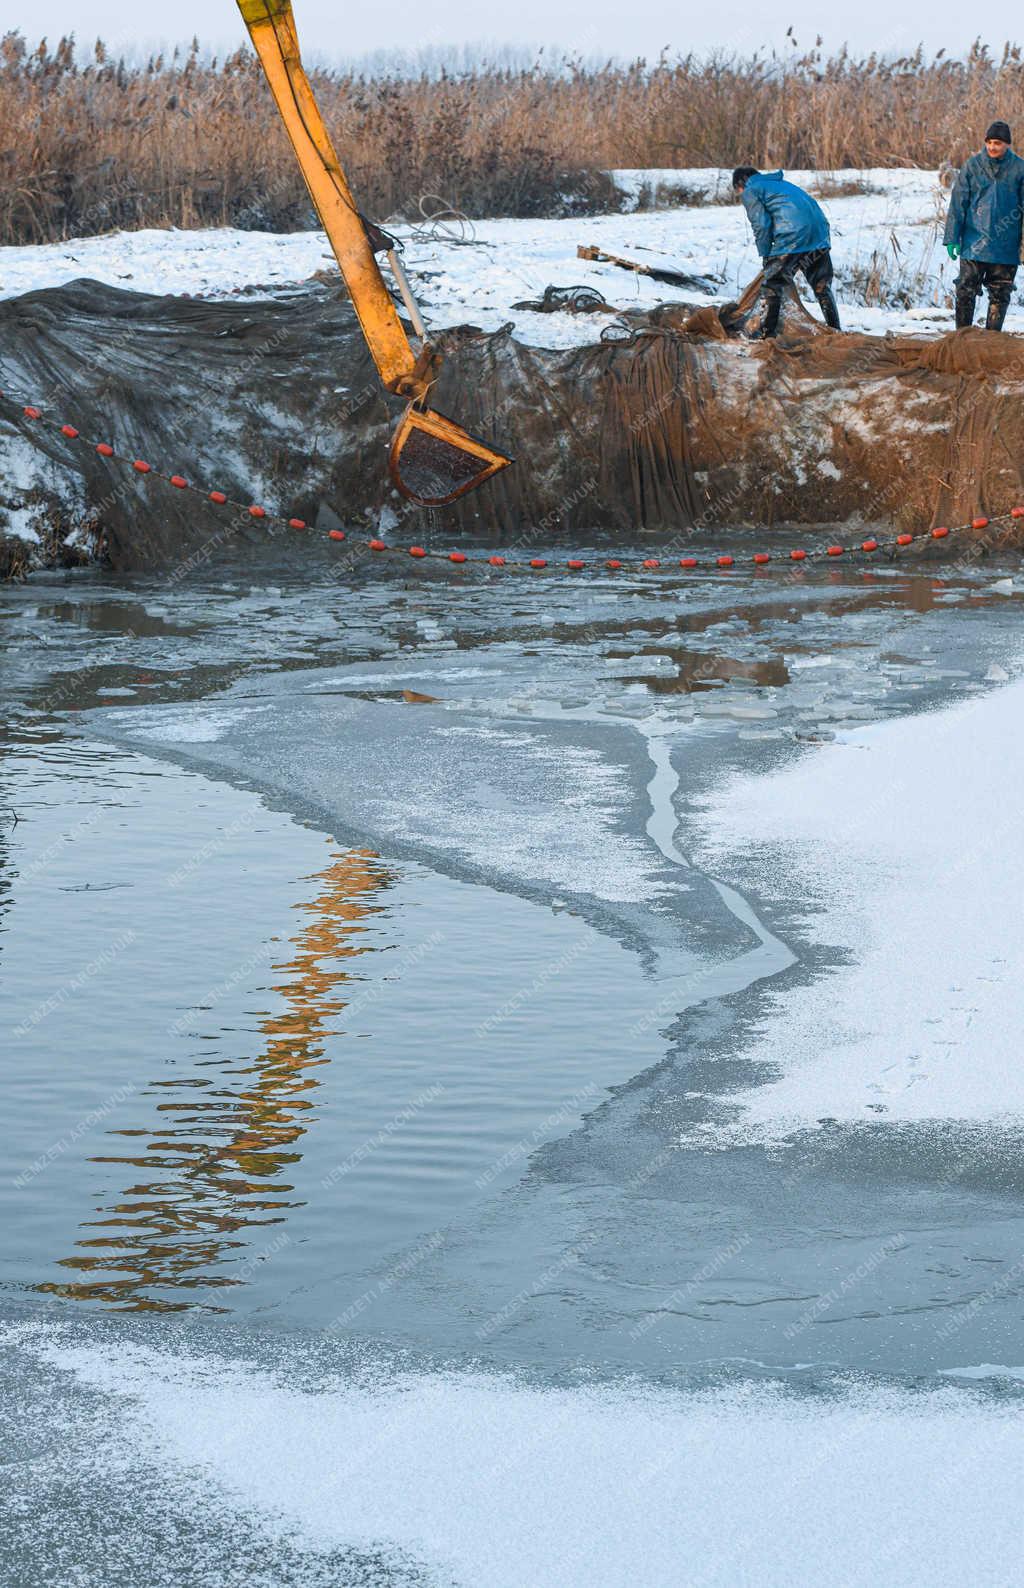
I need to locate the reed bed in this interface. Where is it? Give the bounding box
[4,31,1024,244]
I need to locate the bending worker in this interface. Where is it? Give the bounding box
[732,167,841,338]
[944,121,1024,331]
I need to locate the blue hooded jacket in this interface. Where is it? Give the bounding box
[741,171,831,259]
[944,149,1024,265]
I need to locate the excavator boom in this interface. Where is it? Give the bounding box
[236,0,512,505]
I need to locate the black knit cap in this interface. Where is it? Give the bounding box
[985,121,1012,144]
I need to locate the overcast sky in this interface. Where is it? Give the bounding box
[11,0,1023,65]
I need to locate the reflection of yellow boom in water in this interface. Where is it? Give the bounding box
[40,847,393,1312]
[237,0,513,506]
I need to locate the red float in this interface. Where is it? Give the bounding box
[827,545,844,556]
[567,559,585,570]
[61,425,79,439]
[96,443,114,457]
[328,529,345,541]
[530,558,548,568]
[209,490,227,504]
[896,533,913,546]
[289,518,307,530]
[489,555,505,566]
[410,545,427,558]
[642,558,660,569]
[369,538,386,550]
[605,559,622,570]
[133,460,151,473]
[717,555,734,567]
[861,538,879,553]
[753,552,770,563]
[972,516,989,529]
[248,504,266,518]
[170,475,188,489]
[790,548,806,561]
[932,526,950,539]
[449,551,467,563]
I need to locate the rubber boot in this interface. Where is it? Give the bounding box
[986,296,1009,332]
[760,291,782,339]
[955,292,977,329]
[816,287,842,330]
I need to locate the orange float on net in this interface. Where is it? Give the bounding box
[717,555,734,567]
[369,538,386,550]
[605,559,622,570]
[753,552,770,563]
[530,558,548,568]
[680,557,698,568]
[289,518,307,530]
[170,475,188,489]
[932,526,950,539]
[972,516,989,529]
[61,425,79,439]
[642,558,660,569]
[827,545,844,556]
[209,490,227,504]
[133,460,151,474]
[249,504,266,518]
[328,529,345,541]
[23,406,41,419]
[896,533,913,546]
[96,442,114,457]
[489,555,505,566]
[567,559,585,570]
[790,548,806,561]
[410,545,427,558]
[1012,507,1024,519]
[449,551,466,563]
[861,538,879,553]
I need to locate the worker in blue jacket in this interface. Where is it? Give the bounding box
[944,121,1024,331]
[732,167,841,338]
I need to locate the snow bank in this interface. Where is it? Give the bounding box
[18,1326,1024,1588]
[0,169,965,349]
[690,663,1024,1143]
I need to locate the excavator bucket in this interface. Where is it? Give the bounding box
[389,406,514,506]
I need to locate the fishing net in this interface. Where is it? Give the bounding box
[510,285,612,315]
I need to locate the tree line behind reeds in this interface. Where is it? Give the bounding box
[3,31,1024,245]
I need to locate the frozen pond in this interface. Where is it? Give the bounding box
[3,542,1024,1584]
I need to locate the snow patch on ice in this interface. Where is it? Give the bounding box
[115,703,272,743]
[688,665,1024,1143]
[15,1325,1024,1588]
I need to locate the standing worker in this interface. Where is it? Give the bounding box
[732,167,841,338]
[944,122,1024,331]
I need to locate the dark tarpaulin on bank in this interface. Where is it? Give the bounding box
[2,278,1024,570]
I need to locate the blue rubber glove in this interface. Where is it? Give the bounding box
[946,242,960,260]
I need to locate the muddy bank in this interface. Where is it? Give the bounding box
[3,278,1024,571]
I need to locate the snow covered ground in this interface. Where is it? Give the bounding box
[690,656,1024,1147]
[0,168,977,349]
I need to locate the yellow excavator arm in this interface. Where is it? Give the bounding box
[237,0,513,505]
